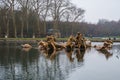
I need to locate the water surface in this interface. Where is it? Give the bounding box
[0,42,120,80]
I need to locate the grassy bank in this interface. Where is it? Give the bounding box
[0,38,66,42]
[0,37,120,42]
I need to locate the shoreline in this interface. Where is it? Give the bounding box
[0,38,120,43]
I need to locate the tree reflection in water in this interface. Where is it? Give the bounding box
[1,42,120,80]
[0,43,85,80]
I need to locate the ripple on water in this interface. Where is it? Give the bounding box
[0,42,120,80]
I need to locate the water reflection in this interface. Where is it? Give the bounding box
[0,42,120,80]
[0,43,84,80]
[65,48,74,62]
[112,44,120,59]
[100,51,113,60]
[75,49,85,62]
[39,46,57,61]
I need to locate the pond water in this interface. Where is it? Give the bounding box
[0,42,120,80]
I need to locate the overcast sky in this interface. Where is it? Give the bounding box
[71,0,120,23]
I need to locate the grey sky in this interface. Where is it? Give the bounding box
[71,0,120,23]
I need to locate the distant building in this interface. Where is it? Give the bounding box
[47,29,61,38]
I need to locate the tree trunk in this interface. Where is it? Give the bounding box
[37,15,40,36]
[43,21,46,35]
[4,15,9,38]
[0,26,1,37]
[26,10,29,37]
[71,22,75,34]
[21,17,24,38]
[26,17,28,37]
[6,19,9,38]
[11,0,17,38]
[12,13,17,38]
[53,20,58,30]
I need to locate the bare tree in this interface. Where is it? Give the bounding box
[30,0,43,37]
[1,0,17,37]
[0,7,1,37]
[50,0,70,30]
[5,8,10,38]
[0,0,85,38]
[41,0,51,35]
[19,12,24,38]
[11,0,17,38]
[1,7,10,38]
[17,0,31,37]
[68,6,85,34]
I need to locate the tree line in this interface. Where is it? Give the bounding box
[0,0,85,38]
[0,0,120,38]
